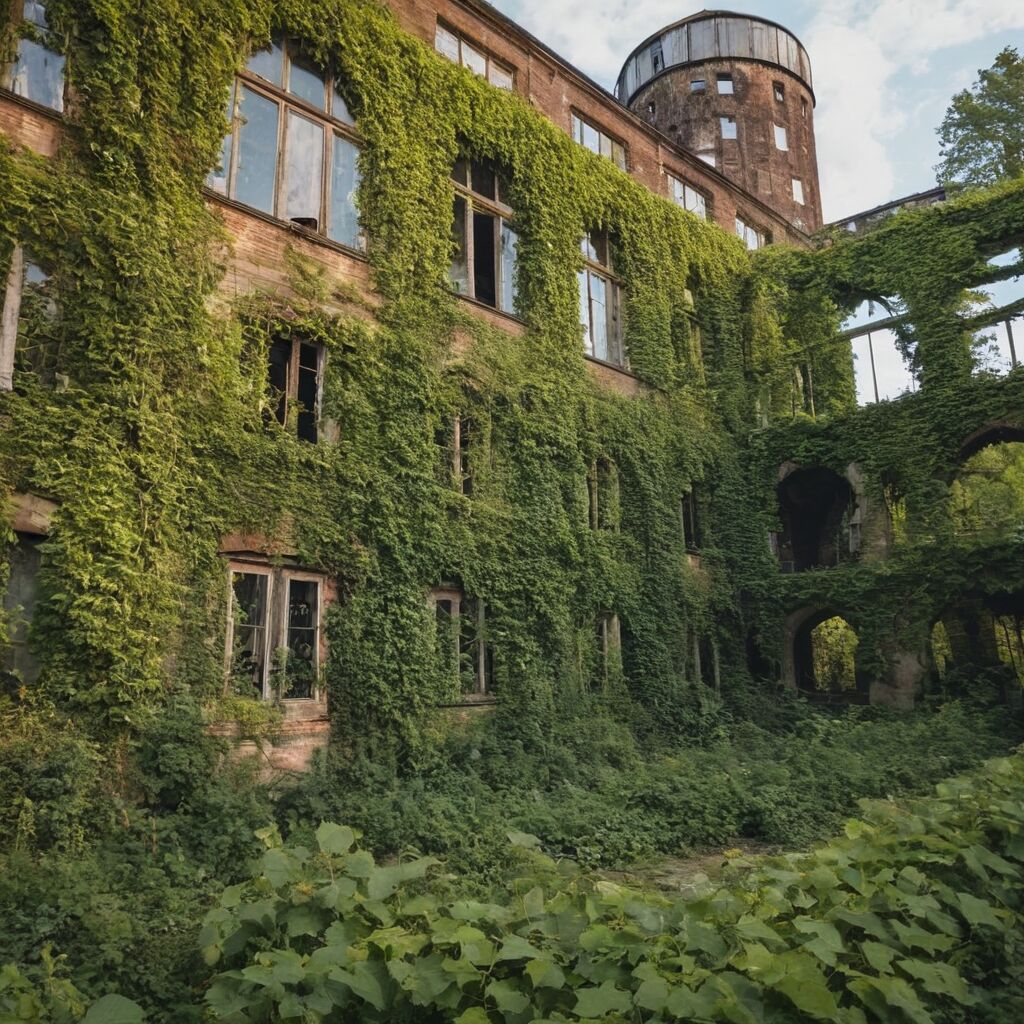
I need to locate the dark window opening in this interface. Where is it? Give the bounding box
[266,335,323,443]
[589,457,620,530]
[776,467,855,571]
[460,595,494,695]
[681,491,700,551]
[773,82,785,103]
[690,79,705,93]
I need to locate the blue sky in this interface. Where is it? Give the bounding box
[493,0,1024,402]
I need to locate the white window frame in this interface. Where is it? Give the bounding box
[735,215,765,250]
[578,229,626,368]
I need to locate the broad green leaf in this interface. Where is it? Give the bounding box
[525,958,565,990]
[861,940,897,973]
[897,959,973,1005]
[454,1009,491,1024]
[486,978,530,1015]
[634,977,669,1012]
[316,822,355,855]
[573,981,631,1018]
[956,892,1004,930]
[850,976,934,1024]
[495,934,545,962]
[735,915,784,949]
[82,995,146,1023]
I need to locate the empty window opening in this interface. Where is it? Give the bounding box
[429,588,493,697]
[949,438,1024,544]
[593,612,621,690]
[690,79,705,93]
[801,97,809,120]
[4,1,65,112]
[794,614,860,696]
[773,82,785,103]
[207,38,363,249]
[1,533,43,687]
[579,229,625,367]
[571,113,627,170]
[720,115,737,140]
[267,335,323,442]
[668,174,707,220]
[650,40,664,74]
[226,564,323,700]
[716,73,734,94]
[588,457,620,530]
[450,159,519,314]
[792,178,804,205]
[774,123,788,150]
[435,22,514,89]
[680,491,700,551]
[776,467,856,571]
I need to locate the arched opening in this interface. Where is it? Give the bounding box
[792,611,863,698]
[776,467,855,571]
[949,433,1024,543]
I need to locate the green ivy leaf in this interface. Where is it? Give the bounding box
[573,981,631,1018]
[82,995,146,1023]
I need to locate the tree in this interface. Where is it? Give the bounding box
[935,47,1024,190]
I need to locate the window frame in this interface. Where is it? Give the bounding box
[578,228,626,369]
[570,111,627,171]
[210,39,365,252]
[224,560,325,701]
[720,115,737,140]
[735,215,766,251]
[773,81,785,103]
[266,333,325,443]
[449,158,520,316]
[667,173,708,221]
[1,0,65,113]
[792,177,805,205]
[427,586,494,698]
[690,79,706,93]
[434,21,514,90]
[773,122,789,151]
[716,73,734,95]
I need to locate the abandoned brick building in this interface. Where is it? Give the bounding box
[1,1,1022,769]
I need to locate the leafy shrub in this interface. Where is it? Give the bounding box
[202,751,1024,1022]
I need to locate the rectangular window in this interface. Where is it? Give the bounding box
[267,335,323,442]
[434,22,514,90]
[773,82,785,103]
[716,73,734,94]
[571,113,627,170]
[578,230,625,367]
[668,174,707,220]
[681,491,700,551]
[226,565,324,700]
[449,159,519,315]
[1,248,55,391]
[1,533,42,685]
[735,216,765,250]
[650,40,664,74]
[792,177,805,204]
[208,40,364,250]
[690,79,705,93]
[588,458,619,530]
[5,1,65,112]
[720,116,737,140]
[428,588,493,697]
[774,123,788,150]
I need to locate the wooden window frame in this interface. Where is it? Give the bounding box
[434,21,515,90]
[578,229,626,368]
[427,586,493,698]
[735,215,766,250]
[267,334,325,443]
[210,39,364,251]
[570,111,627,170]
[450,159,519,315]
[224,560,325,701]
[667,173,708,221]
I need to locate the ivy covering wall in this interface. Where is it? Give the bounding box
[0,0,1022,756]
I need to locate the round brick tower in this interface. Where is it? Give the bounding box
[616,11,822,232]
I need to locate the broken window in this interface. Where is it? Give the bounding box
[4,1,65,112]
[668,174,707,220]
[571,113,627,170]
[428,587,493,697]
[716,73,734,94]
[435,22,514,90]
[588,457,620,530]
[267,334,323,443]
[1,533,42,686]
[735,215,765,250]
[792,177,805,205]
[774,123,788,151]
[690,79,705,93]
[720,115,737,140]
[773,82,785,103]
[681,491,700,551]
[208,38,364,249]
[449,159,519,315]
[578,229,625,367]
[226,563,324,700]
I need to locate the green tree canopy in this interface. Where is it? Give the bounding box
[936,47,1024,190]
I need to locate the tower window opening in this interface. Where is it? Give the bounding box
[720,116,737,140]
[774,123,788,151]
[792,178,804,205]
[690,79,705,93]
[716,73,733,95]
[774,82,785,103]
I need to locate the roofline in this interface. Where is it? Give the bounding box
[826,187,947,229]
[453,0,811,244]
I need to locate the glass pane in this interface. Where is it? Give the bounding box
[488,63,513,90]
[207,84,234,195]
[246,38,284,85]
[598,132,612,160]
[690,79,705,93]
[435,24,460,62]
[284,579,318,699]
[571,114,583,144]
[670,175,684,205]
[23,1,48,28]
[581,120,600,154]
[283,111,324,224]
[235,86,279,214]
[590,272,608,362]
[288,50,327,110]
[12,38,64,111]
[451,158,469,187]
[328,133,361,248]
[449,196,469,295]
[690,189,707,219]
[792,178,804,204]
[499,221,518,315]
[461,43,486,76]
[578,269,591,355]
[470,160,496,200]
[721,116,737,140]
[612,142,626,170]
[231,572,268,697]
[1,536,41,685]
[332,82,354,124]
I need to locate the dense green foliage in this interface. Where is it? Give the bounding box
[936,47,1024,191]
[201,749,1024,1023]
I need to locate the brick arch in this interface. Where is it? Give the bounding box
[958,421,1024,461]
[781,605,865,697]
